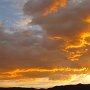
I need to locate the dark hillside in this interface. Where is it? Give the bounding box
[0,84,90,90]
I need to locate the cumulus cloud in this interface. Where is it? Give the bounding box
[24,0,90,61]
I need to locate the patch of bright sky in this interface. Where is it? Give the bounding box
[0,0,28,27]
[0,0,42,33]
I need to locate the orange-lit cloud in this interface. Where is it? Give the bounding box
[43,0,68,16]
[83,16,90,23]
[48,36,62,40]
[0,67,87,80]
[48,32,90,61]
[66,32,90,49]
[63,32,90,61]
[0,74,90,88]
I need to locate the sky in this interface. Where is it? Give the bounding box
[0,0,90,88]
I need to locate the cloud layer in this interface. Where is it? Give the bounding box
[0,0,90,88]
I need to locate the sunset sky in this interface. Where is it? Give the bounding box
[0,0,90,88]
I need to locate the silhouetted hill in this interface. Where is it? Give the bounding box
[0,84,90,90]
[48,84,90,90]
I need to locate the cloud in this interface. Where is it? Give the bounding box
[0,19,89,84]
[23,0,90,61]
[0,0,90,88]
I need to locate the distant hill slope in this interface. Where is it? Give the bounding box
[48,84,90,90]
[0,84,90,90]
